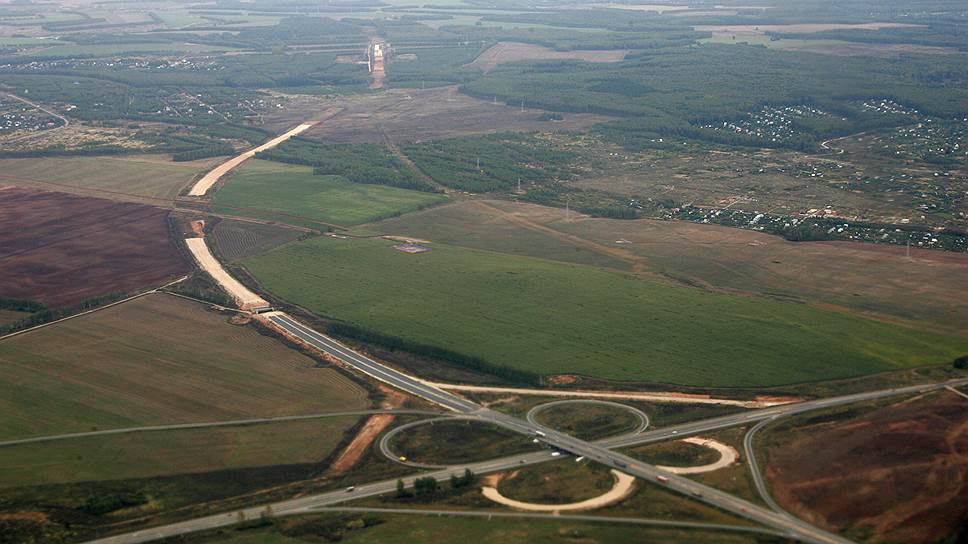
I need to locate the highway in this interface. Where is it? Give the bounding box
[82,352,967,544]
[82,307,968,544]
[259,312,968,544]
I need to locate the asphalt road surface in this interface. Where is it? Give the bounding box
[86,311,968,544]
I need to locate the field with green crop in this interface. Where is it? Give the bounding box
[0,416,358,487]
[0,293,369,439]
[244,236,968,387]
[0,156,206,202]
[212,160,447,227]
[194,514,779,544]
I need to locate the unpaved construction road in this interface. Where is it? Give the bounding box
[187,123,314,196]
[184,237,269,309]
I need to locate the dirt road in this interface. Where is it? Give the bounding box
[187,123,315,196]
[481,469,635,512]
[657,437,739,475]
[426,381,793,408]
[184,237,269,309]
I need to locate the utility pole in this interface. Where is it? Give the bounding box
[906,239,911,259]
[565,197,570,221]
[477,156,480,170]
[517,177,521,193]
[520,100,525,113]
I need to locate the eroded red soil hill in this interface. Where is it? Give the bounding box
[767,391,968,543]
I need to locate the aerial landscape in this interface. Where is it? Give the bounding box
[0,0,965,543]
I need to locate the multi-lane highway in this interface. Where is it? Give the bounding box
[83,307,968,544]
[256,311,968,544]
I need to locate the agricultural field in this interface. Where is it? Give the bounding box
[761,391,968,543]
[242,235,968,387]
[185,514,783,544]
[0,187,187,308]
[467,42,628,73]
[211,160,447,228]
[0,155,210,203]
[0,416,359,488]
[376,200,968,334]
[0,293,370,439]
[210,218,308,262]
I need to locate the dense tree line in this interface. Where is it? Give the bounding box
[259,138,437,192]
[401,133,575,193]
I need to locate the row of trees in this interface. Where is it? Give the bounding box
[395,469,476,499]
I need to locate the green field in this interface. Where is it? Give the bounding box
[244,236,968,387]
[197,514,777,544]
[213,160,447,227]
[0,416,358,488]
[0,294,369,439]
[0,156,206,201]
[17,42,232,58]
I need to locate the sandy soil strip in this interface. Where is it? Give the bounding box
[425,382,790,408]
[482,469,634,512]
[187,123,315,196]
[330,414,395,473]
[185,237,269,309]
[657,437,739,475]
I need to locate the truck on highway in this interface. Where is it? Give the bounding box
[656,475,669,484]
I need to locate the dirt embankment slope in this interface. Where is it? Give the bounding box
[766,392,968,543]
[0,187,187,308]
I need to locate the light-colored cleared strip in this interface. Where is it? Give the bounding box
[185,237,268,309]
[426,382,784,408]
[187,123,315,196]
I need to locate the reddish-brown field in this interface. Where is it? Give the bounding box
[0,187,188,308]
[766,392,968,543]
[467,42,629,73]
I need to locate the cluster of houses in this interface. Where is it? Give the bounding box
[698,105,829,143]
[0,56,222,72]
[0,101,57,134]
[661,204,968,252]
[859,98,918,116]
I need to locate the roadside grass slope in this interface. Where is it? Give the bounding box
[244,236,968,387]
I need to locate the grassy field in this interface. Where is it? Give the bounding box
[0,294,369,439]
[0,309,31,327]
[194,514,780,543]
[496,461,615,504]
[390,419,537,465]
[244,236,968,387]
[626,439,723,468]
[0,155,206,202]
[377,200,968,335]
[0,417,358,488]
[533,403,641,441]
[212,160,447,227]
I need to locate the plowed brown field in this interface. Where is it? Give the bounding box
[0,187,188,307]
